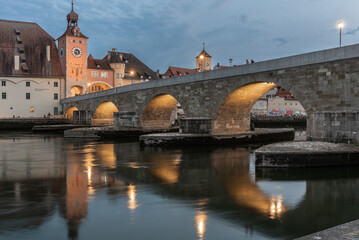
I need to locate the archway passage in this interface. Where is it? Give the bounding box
[71,86,83,96]
[141,94,179,130]
[87,83,111,93]
[65,106,78,121]
[93,102,119,126]
[213,82,278,135]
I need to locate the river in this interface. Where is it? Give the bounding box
[0,131,358,240]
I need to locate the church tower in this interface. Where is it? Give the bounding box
[196,43,211,72]
[58,1,88,97]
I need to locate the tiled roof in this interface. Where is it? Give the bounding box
[57,26,88,39]
[88,54,112,70]
[105,51,158,80]
[163,66,198,77]
[0,19,64,78]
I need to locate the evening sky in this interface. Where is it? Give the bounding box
[1,0,358,72]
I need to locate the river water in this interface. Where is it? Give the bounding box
[0,131,359,240]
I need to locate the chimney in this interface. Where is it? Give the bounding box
[107,51,111,61]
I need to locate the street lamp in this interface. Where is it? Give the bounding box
[337,21,344,47]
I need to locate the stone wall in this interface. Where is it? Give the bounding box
[307,111,359,144]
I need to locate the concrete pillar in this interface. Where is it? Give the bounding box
[307,111,359,144]
[113,111,139,129]
[73,111,80,124]
[179,118,212,134]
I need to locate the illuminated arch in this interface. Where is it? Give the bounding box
[141,94,179,130]
[87,82,112,93]
[213,82,278,135]
[65,106,78,120]
[71,85,83,96]
[92,101,119,126]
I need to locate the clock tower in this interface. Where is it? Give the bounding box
[196,43,212,72]
[58,1,88,97]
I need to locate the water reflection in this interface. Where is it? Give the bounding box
[127,184,137,211]
[1,134,359,240]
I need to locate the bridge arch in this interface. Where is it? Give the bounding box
[141,94,183,130]
[92,101,119,126]
[64,106,79,120]
[212,81,309,135]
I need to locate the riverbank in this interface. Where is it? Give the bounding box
[296,219,359,240]
[140,128,294,146]
[251,115,306,127]
[255,141,359,167]
[0,118,71,130]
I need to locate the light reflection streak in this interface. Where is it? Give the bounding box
[196,211,207,239]
[269,195,283,219]
[128,185,137,210]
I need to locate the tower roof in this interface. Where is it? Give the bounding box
[196,49,211,59]
[67,1,79,26]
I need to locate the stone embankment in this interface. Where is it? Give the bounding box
[255,141,359,167]
[64,127,179,139]
[0,118,71,130]
[140,128,294,146]
[251,115,306,127]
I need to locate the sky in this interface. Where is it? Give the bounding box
[1,0,359,73]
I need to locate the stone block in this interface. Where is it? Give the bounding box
[180,118,212,134]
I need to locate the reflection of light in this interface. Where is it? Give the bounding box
[128,185,137,210]
[200,55,204,59]
[196,211,207,239]
[269,195,283,219]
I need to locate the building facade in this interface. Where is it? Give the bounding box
[87,54,114,93]
[0,20,65,117]
[57,3,88,97]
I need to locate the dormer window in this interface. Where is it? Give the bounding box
[14,28,20,35]
[16,36,22,44]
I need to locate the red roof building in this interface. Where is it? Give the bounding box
[162,66,198,78]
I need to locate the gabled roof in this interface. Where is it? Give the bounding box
[0,19,64,78]
[196,49,212,59]
[88,54,112,70]
[104,51,158,80]
[163,66,198,78]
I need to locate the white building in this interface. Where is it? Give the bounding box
[0,20,65,118]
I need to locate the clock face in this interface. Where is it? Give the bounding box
[205,62,210,68]
[72,47,82,58]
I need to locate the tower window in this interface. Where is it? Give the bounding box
[54,82,58,87]
[79,40,82,44]
[26,93,30,99]
[54,93,58,100]
[1,81,6,86]
[2,92,6,99]
[26,82,30,87]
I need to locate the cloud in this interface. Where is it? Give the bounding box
[345,27,359,35]
[273,38,289,46]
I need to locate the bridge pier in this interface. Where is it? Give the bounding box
[73,110,93,125]
[307,111,359,144]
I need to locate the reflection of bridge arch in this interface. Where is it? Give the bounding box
[141,94,183,130]
[93,101,119,126]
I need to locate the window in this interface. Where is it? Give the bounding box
[26,82,30,87]
[2,92,6,99]
[26,93,30,99]
[79,40,82,44]
[54,93,58,100]
[54,107,58,115]
[101,72,108,78]
[54,82,58,87]
[1,81,5,86]
[116,73,120,79]
[91,71,99,77]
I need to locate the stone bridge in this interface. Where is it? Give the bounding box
[61,44,359,143]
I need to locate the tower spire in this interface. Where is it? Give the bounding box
[202,42,205,50]
[72,0,74,11]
